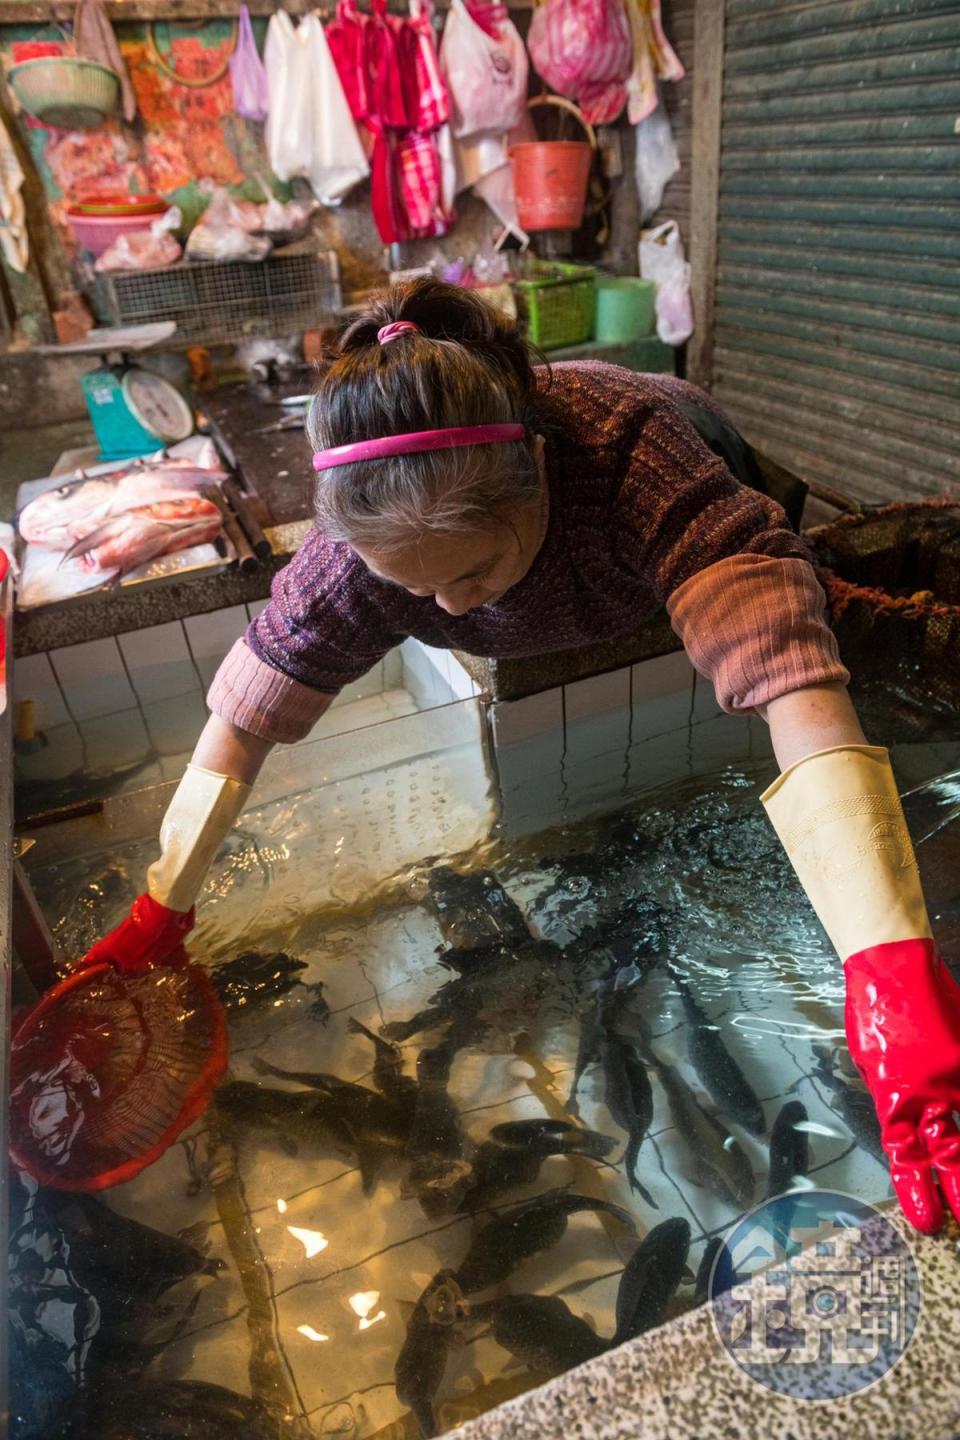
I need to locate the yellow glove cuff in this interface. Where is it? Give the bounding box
[147,763,251,913]
[760,744,931,960]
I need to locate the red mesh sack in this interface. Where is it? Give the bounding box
[9,960,228,1191]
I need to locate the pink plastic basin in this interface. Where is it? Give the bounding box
[65,209,163,257]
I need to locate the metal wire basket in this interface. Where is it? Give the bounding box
[92,245,341,346]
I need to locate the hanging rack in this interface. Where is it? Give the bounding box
[0,0,534,21]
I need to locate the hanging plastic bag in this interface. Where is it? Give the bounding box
[265,12,368,206]
[639,219,693,345]
[634,100,678,222]
[527,0,633,126]
[439,0,528,139]
[230,4,269,123]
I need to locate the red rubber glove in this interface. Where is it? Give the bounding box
[845,937,960,1234]
[77,893,195,976]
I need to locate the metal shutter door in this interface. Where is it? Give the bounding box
[711,0,960,504]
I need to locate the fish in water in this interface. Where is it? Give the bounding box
[426,866,530,952]
[566,998,605,1115]
[767,1100,810,1198]
[455,1189,636,1295]
[474,1293,607,1373]
[694,1236,724,1305]
[612,1216,692,1344]
[600,1030,656,1207]
[648,1057,754,1210]
[216,1079,410,1191]
[810,1045,885,1165]
[36,1191,222,1312]
[210,951,312,1014]
[347,1016,417,1105]
[382,937,571,1047]
[458,1119,617,1211]
[405,1026,473,1216]
[395,1270,469,1439]
[668,967,765,1135]
[68,1379,286,1440]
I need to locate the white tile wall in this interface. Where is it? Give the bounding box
[48,638,137,721]
[13,652,73,730]
[564,666,631,723]
[489,686,564,747]
[118,622,200,706]
[183,606,249,689]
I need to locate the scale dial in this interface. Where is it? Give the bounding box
[121,368,194,442]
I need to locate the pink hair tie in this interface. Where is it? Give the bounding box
[377,320,421,345]
[312,423,526,472]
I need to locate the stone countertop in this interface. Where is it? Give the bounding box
[13,373,316,659]
[453,1211,960,1440]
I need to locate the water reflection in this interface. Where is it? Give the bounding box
[11,750,960,1438]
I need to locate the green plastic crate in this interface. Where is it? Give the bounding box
[514,262,596,351]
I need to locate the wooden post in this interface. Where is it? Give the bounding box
[0,82,66,343]
[687,0,725,390]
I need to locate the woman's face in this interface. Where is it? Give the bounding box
[353,502,544,616]
[352,442,547,617]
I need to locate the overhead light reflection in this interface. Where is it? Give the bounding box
[288,1226,329,1258]
[297,1324,329,1343]
[277,1197,288,1214]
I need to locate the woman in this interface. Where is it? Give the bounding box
[88,279,960,1235]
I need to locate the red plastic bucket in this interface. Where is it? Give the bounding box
[511,140,593,231]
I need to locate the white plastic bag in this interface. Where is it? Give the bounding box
[634,100,678,223]
[440,0,528,139]
[230,4,269,123]
[186,190,271,261]
[264,12,368,205]
[639,219,693,345]
[95,206,182,272]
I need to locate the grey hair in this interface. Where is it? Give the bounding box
[306,278,545,552]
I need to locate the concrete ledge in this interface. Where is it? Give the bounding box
[455,612,682,702]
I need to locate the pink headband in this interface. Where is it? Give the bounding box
[312,423,526,473]
[377,320,420,345]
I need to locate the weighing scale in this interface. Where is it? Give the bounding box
[37,322,194,462]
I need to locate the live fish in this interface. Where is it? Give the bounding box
[669,967,766,1135]
[694,1236,724,1305]
[810,1045,885,1165]
[459,1119,616,1211]
[36,1192,222,1312]
[649,1059,754,1210]
[382,938,571,1047]
[216,1079,410,1190]
[767,1100,810,1198]
[347,1016,417,1105]
[68,1379,286,1440]
[474,1293,607,1373]
[612,1217,692,1344]
[600,1031,656,1206]
[395,1271,468,1439]
[455,1190,636,1295]
[426,865,530,952]
[210,950,310,1014]
[405,1027,473,1216]
[566,995,605,1113]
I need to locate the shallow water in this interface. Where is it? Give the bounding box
[10,749,960,1440]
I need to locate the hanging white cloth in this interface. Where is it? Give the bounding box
[0,117,28,274]
[264,12,368,206]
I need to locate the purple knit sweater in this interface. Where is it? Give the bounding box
[208,363,847,743]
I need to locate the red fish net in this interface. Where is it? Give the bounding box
[9,961,228,1191]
